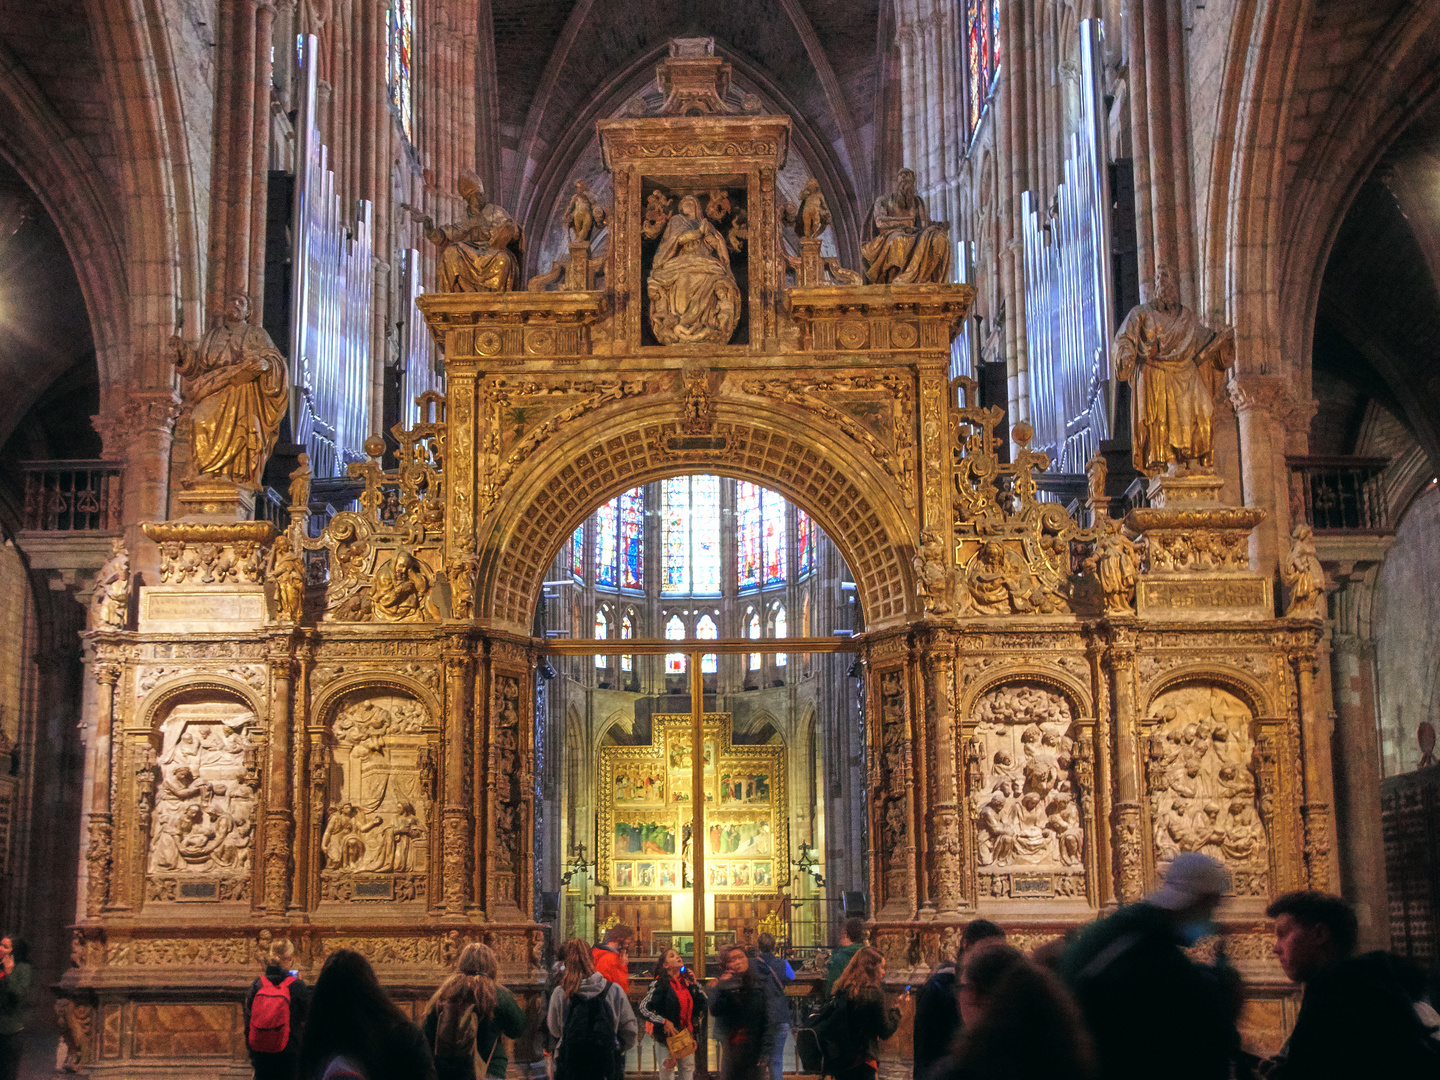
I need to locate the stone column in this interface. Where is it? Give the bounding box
[1331,632,1389,949]
[263,638,294,913]
[1105,622,1144,901]
[91,390,182,583]
[84,659,120,917]
[442,635,472,913]
[1228,374,1294,580]
[1292,637,1336,891]
[921,634,962,913]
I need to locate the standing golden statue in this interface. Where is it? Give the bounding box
[647,193,742,345]
[422,170,522,292]
[1111,266,1234,476]
[173,293,289,487]
[861,168,952,284]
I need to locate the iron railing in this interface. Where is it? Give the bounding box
[20,460,123,533]
[1287,456,1391,533]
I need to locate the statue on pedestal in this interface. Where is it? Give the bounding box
[647,193,741,345]
[172,293,289,488]
[1281,523,1325,618]
[423,171,522,293]
[566,180,607,245]
[1111,266,1234,476]
[861,168,952,285]
[90,539,130,630]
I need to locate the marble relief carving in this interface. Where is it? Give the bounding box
[1146,685,1268,895]
[318,695,431,902]
[147,702,258,891]
[967,685,1086,898]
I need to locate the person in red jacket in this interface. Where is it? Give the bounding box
[593,925,635,993]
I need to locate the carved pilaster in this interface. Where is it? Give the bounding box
[1292,638,1335,890]
[1105,623,1144,901]
[868,642,917,917]
[264,640,294,912]
[442,638,473,912]
[921,637,961,912]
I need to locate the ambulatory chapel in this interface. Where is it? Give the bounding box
[0,0,1437,1074]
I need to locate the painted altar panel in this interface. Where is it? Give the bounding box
[599,713,785,895]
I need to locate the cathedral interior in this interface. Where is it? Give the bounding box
[0,0,1439,1075]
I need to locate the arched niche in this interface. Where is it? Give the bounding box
[963,679,1095,905]
[313,686,436,905]
[1143,681,1270,899]
[142,682,263,905]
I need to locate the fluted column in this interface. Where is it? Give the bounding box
[1105,622,1144,901]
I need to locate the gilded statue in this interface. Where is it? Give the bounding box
[288,453,312,514]
[90,538,130,630]
[1281,523,1325,618]
[173,293,289,487]
[912,531,955,615]
[270,533,305,623]
[423,170,522,292]
[647,193,742,345]
[1087,520,1140,615]
[566,180,607,244]
[1111,266,1234,476]
[784,178,831,240]
[371,550,432,622]
[861,168,952,285]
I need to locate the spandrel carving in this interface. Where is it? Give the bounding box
[147,702,258,879]
[318,695,431,890]
[1146,685,1268,894]
[969,685,1086,889]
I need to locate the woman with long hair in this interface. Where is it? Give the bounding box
[0,934,31,1080]
[708,945,769,1080]
[298,949,438,1080]
[422,943,526,1080]
[935,944,1094,1080]
[828,946,901,1080]
[638,948,707,1080]
[546,938,637,1080]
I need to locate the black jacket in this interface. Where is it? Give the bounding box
[639,973,707,1032]
[710,974,769,1080]
[244,965,312,1059]
[1059,902,1236,1080]
[912,967,959,1079]
[1266,951,1440,1080]
[832,987,900,1064]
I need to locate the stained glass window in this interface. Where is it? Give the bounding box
[621,613,633,672]
[797,509,814,577]
[662,475,722,595]
[387,0,414,143]
[570,526,584,582]
[697,614,718,674]
[774,605,788,667]
[693,476,721,592]
[594,610,608,669]
[966,0,1000,137]
[748,611,761,671]
[595,498,618,588]
[595,488,644,590]
[665,614,686,674]
[738,482,786,589]
[662,478,689,594]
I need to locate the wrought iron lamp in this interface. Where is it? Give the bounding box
[793,841,825,887]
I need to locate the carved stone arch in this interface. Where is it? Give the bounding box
[597,709,639,748]
[959,666,1092,723]
[735,708,783,743]
[311,674,443,731]
[1141,666,1274,721]
[139,677,265,734]
[475,403,916,634]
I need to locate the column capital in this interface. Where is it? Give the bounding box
[90,389,183,457]
[1226,374,1316,435]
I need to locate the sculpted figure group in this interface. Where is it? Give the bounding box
[148,713,257,876]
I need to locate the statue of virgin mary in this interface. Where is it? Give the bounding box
[647,194,742,345]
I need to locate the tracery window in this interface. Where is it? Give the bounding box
[387,0,414,143]
[594,610,608,669]
[737,482,787,589]
[774,605,788,667]
[966,0,1001,137]
[797,509,814,578]
[621,613,634,673]
[569,525,584,582]
[697,614,718,674]
[662,475,721,595]
[748,611,761,671]
[665,614,686,674]
[596,487,644,590]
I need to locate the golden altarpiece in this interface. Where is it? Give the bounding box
[64,46,1328,1076]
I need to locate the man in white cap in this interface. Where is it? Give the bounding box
[1059,853,1240,1080]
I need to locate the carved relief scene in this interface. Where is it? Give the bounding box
[317,693,433,902]
[1146,685,1268,896]
[968,684,1088,899]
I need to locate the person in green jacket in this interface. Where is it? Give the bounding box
[824,917,867,996]
[422,942,527,1080]
[0,933,33,1080]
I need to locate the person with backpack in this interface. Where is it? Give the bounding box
[753,933,794,1080]
[912,920,1005,1080]
[0,934,32,1080]
[825,946,901,1080]
[1261,890,1440,1079]
[547,937,637,1080]
[422,942,526,1080]
[638,947,707,1080]
[244,939,311,1080]
[709,945,769,1080]
[298,948,438,1080]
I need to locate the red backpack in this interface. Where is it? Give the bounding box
[248,975,296,1053]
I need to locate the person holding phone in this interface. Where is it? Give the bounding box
[639,948,707,1080]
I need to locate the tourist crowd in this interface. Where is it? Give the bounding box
[120,851,1435,1080]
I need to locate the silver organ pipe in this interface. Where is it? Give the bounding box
[399,248,443,427]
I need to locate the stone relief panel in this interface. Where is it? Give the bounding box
[488,674,524,906]
[1146,685,1268,896]
[966,684,1087,899]
[317,694,433,902]
[874,669,911,908]
[147,701,259,902]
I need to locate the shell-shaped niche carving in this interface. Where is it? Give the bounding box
[148,699,259,898]
[967,684,1087,899]
[317,692,433,902]
[1147,684,1268,896]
